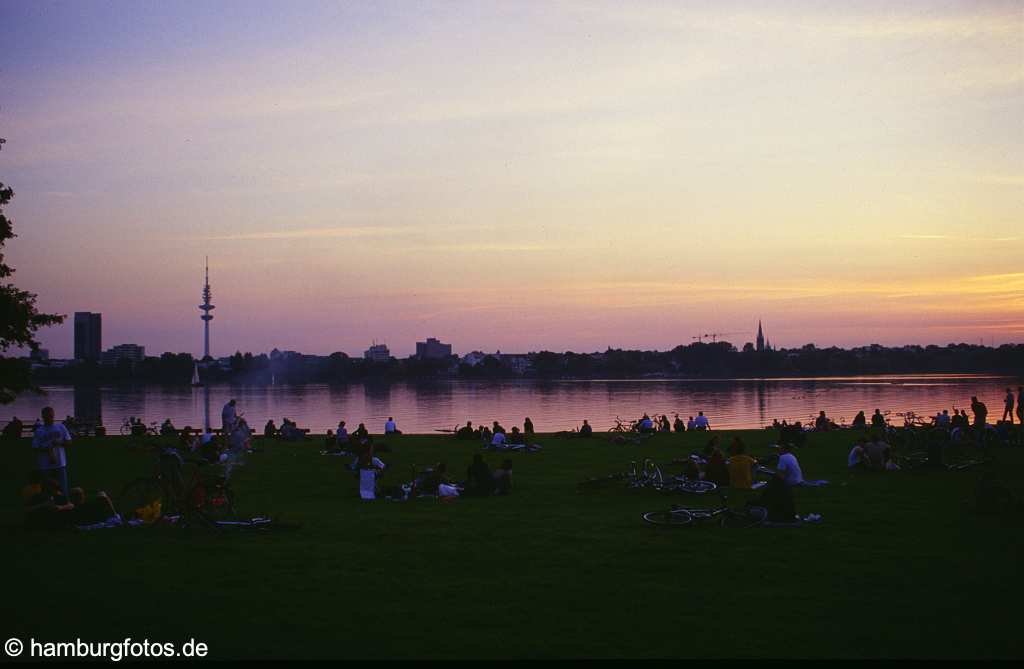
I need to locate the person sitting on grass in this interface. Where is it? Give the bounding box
[638,414,655,433]
[703,435,721,457]
[480,425,492,443]
[490,429,507,448]
[673,414,685,433]
[727,441,757,489]
[686,416,696,430]
[160,419,177,437]
[864,437,891,472]
[353,441,386,475]
[456,421,475,439]
[776,443,804,486]
[3,416,24,440]
[871,409,886,429]
[384,417,401,435]
[679,458,702,481]
[579,419,593,437]
[508,426,526,445]
[264,419,277,438]
[756,471,797,523]
[693,411,710,431]
[336,421,350,448]
[492,459,513,494]
[464,454,495,497]
[353,423,369,440]
[492,421,506,435]
[705,445,730,487]
[524,417,534,436]
[851,411,867,429]
[848,437,869,469]
[814,411,832,432]
[659,415,671,432]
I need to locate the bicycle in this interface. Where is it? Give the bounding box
[120,418,160,437]
[642,492,767,528]
[577,459,717,495]
[120,444,236,528]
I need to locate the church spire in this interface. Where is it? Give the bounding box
[756,320,765,352]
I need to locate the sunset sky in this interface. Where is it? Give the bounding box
[2,0,1022,358]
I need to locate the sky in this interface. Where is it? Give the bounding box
[1,0,1022,358]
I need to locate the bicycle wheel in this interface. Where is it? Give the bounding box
[119,477,164,523]
[673,479,717,494]
[642,509,694,527]
[120,422,131,436]
[721,506,767,528]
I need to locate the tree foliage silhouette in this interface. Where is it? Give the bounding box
[0,136,66,403]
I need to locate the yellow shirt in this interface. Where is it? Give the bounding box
[727,455,757,489]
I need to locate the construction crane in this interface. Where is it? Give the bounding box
[692,331,745,344]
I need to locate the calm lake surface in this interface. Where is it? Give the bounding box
[5,375,1020,433]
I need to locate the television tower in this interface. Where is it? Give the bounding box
[199,257,215,360]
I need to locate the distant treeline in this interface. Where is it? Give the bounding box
[28,342,1024,385]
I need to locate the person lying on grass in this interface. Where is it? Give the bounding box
[24,476,74,530]
[68,487,120,526]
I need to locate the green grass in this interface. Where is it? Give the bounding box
[4,429,1023,659]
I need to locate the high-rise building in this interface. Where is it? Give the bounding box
[73,312,102,361]
[415,337,453,360]
[364,343,391,362]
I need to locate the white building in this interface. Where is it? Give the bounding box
[364,343,391,362]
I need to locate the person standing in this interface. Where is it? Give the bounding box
[523,417,534,436]
[970,396,988,446]
[1017,386,1024,425]
[221,399,238,433]
[1001,388,1015,424]
[31,407,72,498]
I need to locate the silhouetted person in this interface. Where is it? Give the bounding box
[579,419,593,437]
[851,411,866,429]
[2,416,23,440]
[673,414,685,432]
[221,399,237,433]
[1002,388,1015,423]
[524,417,534,435]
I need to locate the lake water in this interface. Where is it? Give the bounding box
[4,375,1019,434]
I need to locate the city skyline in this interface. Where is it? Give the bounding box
[3,1,1022,357]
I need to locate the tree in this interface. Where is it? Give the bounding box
[0,136,66,402]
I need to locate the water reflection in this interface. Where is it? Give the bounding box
[3,376,1019,434]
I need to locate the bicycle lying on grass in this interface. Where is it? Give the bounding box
[578,459,717,495]
[642,492,767,529]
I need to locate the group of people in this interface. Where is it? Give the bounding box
[454,418,536,447]
[637,412,711,433]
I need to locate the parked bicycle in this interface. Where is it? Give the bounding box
[642,492,766,528]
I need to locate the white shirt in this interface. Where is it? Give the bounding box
[847,446,865,468]
[32,423,71,470]
[384,420,396,433]
[491,431,507,446]
[777,452,804,485]
[694,415,709,429]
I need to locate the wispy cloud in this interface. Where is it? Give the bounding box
[897,234,1020,242]
[196,226,406,241]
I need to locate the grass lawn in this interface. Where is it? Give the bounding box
[3,428,1023,659]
